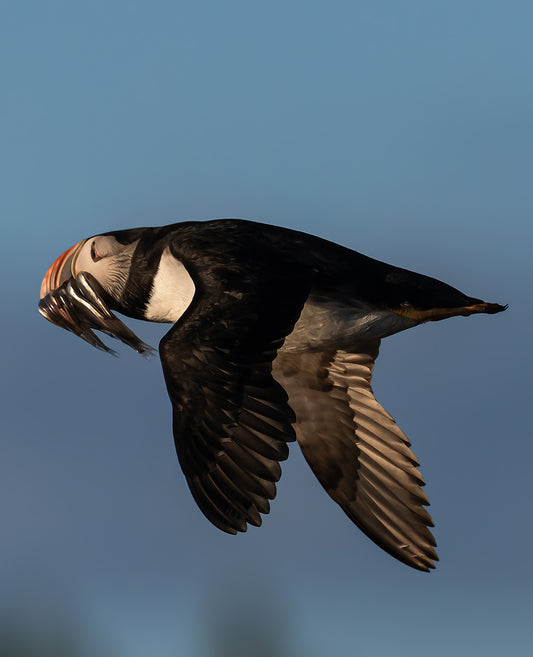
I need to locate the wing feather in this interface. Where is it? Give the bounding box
[159,240,309,534]
[273,344,438,571]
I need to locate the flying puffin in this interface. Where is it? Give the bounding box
[39,219,506,571]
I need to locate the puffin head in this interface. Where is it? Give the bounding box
[40,234,140,302]
[39,232,153,356]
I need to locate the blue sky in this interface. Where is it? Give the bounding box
[2,1,532,655]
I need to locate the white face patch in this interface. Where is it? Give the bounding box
[72,236,139,302]
[145,247,196,322]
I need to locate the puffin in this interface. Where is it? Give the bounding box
[39,219,506,571]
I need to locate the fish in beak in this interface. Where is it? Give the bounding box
[39,241,154,356]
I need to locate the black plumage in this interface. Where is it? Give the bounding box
[39,219,506,571]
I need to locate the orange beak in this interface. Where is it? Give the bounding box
[39,240,85,299]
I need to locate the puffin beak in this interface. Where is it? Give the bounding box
[38,241,154,357]
[39,240,85,299]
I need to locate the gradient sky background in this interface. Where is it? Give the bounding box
[2,1,532,655]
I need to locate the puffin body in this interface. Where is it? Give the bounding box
[39,219,506,571]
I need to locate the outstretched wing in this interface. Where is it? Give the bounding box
[273,343,438,571]
[159,243,310,534]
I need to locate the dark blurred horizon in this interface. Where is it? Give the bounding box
[0,590,300,657]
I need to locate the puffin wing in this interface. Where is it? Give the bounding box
[273,343,438,571]
[159,252,309,534]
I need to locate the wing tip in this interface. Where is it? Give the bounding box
[399,543,439,572]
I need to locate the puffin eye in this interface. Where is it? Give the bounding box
[90,241,102,262]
